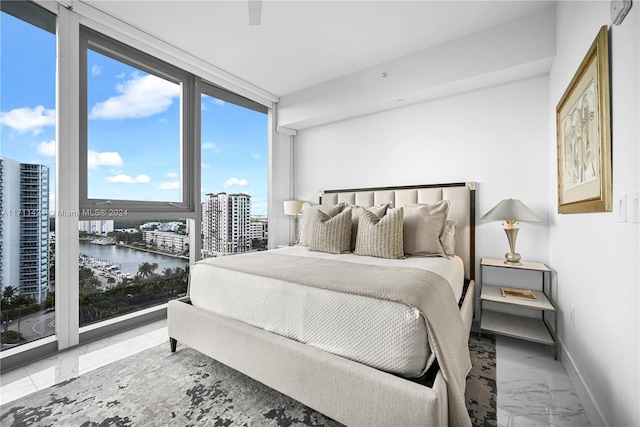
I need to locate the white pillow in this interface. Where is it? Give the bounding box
[441,220,456,256]
[403,200,449,257]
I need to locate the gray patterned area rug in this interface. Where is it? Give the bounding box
[1,335,496,427]
[466,335,497,427]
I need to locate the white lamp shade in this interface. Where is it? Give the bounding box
[480,199,542,223]
[283,200,305,216]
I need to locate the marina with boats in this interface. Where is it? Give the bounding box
[79,240,189,288]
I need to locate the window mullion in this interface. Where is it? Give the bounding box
[55,4,80,350]
[189,77,202,266]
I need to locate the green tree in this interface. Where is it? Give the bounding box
[137,262,158,278]
[45,292,55,311]
[79,266,95,282]
[3,286,16,302]
[80,282,100,296]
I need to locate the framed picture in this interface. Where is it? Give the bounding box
[556,26,612,214]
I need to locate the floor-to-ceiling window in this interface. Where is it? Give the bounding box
[0,1,56,351]
[0,1,271,363]
[77,26,194,326]
[200,84,268,257]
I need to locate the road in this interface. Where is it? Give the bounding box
[3,310,55,343]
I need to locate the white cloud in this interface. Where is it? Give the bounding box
[212,98,225,106]
[202,142,220,153]
[89,73,180,120]
[37,140,56,157]
[88,151,123,169]
[116,72,125,79]
[201,163,211,169]
[165,172,179,178]
[159,181,180,190]
[251,152,262,160]
[91,65,103,76]
[224,177,248,188]
[0,106,55,133]
[106,174,150,184]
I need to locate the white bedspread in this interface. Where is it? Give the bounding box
[189,246,464,378]
[275,245,465,300]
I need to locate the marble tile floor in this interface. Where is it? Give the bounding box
[496,335,591,427]
[1,321,591,426]
[0,319,169,406]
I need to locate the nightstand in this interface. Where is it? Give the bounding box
[478,258,557,359]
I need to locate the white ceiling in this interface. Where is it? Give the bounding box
[82,1,556,98]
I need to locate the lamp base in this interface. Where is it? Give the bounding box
[503,227,522,265]
[294,216,300,245]
[504,251,522,266]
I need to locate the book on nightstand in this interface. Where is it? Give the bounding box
[501,287,536,299]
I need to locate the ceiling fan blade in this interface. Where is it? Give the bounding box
[248,0,262,26]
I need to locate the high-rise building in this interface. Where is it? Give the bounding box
[142,230,189,255]
[0,157,49,303]
[250,218,268,241]
[79,220,114,235]
[202,192,251,257]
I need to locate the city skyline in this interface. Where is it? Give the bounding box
[0,10,269,216]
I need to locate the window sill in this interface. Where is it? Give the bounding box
[1,304,167,374]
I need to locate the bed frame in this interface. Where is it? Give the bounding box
[168,182,476,426]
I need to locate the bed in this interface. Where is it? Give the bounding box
[168,182,476,427]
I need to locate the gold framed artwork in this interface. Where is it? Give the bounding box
[556,26,612,214]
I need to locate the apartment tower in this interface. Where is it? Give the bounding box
[0,157,49,304]
[78,220,114,236]
[202,192,251,257]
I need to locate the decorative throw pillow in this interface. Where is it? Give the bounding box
[441,220,456,256]
[354,207,404,259]
[309,208,352,254]
[298,202,346,246]
[348,203,389,251]
[403,200,449,257]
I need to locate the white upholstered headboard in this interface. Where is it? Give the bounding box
[320,182,476,281]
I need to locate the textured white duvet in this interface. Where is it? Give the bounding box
[188,246,464,378]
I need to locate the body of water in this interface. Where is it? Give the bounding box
[79,241,189,275]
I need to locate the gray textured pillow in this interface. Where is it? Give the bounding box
[309,208,352,254]
[348,203,389,251]
[298,202,346,246]
[403,201,449,257]
[354,207,404,259]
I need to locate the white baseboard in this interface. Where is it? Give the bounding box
[558,338,607,427]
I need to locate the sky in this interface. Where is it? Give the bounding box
[0,10,269,216]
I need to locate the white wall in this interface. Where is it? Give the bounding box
[279,6,555,130]
[294,75,551,273]
[548,2,639,426]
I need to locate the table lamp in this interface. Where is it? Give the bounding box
[283,200,305,244]
[480,198,542,265]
